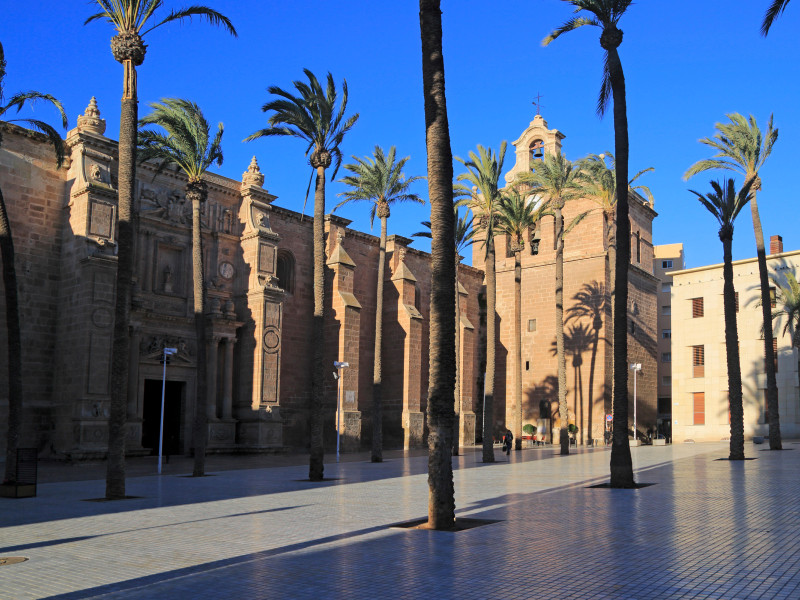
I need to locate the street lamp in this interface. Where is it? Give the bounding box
[158,347,178,474]
[630,363,642,444]
[333,361,349,462]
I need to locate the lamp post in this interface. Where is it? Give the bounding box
[333,361,349,462]
[630,363,642,444]
[158,347,178,474]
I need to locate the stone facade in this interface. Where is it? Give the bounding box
[670,245,800,443]
[474,115,658,445]
[0,100,484,458]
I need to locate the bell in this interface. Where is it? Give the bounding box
[532,146,544,159]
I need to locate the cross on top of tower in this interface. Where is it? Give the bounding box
[532,93,545,116]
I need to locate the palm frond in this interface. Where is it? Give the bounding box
[143,5,237,37]
[542,16,596,46]
[762,0,791,36]
[2,91,68,129]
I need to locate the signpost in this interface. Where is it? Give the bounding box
[630,363,642,444]
[333,361,349,462]
[158,347,177,474]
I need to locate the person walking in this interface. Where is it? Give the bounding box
[502,429,513,456]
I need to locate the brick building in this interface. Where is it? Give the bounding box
[0,99,484,458]
[473,115,659,445]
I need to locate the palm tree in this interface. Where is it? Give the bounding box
[336,145,424,463]
[544,0,637,486]
[684,113,782,450]
[247,69,358,481]
[0,42,67,485]
[770,271,800,352]
[138,98,224,477]
[456,142,507,464]
[690,178,753,460]
[420,0,457,529]
[495,187,550,451]
[413,203,475,455]
[517,152,587,455]
[762,0,791,35]
[86,0,236,500]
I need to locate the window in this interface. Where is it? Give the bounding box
[692,297,704,318]
[630,320,636,334]
[661,282,672,293]
[735,291,739,313]
[662,329,671,339]
[770,286,777,308]
[693,392,705,425]
[529,223,541,256]
[662,305,671,316]
[657,398,671,414]
[661,352,671,363]
[635,231,641,263]
[662,260,673,269]
[276,250,295,294]
[692,345,705,377]
[662,375,672,387]
[528,319,537,332]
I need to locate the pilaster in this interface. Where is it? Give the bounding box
[458,281,476,447]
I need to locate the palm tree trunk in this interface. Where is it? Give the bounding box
[721,232,745,460]
[608,45,635,488]
[309,165,327,481]
[420,0,456,529]
[191,189,208,477]
[556,207,568,455]
[750,191,781,450]
[371,216,387,463]
[105,90,138,499]
[482,239,497,463]
[0,185,23,484]
[514,251,522,451]
[453,258,461,456]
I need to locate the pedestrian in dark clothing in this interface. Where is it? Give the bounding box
[502,429,513,456]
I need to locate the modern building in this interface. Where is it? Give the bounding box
[473,114,659,445]
[670,236,800,443]
[0,99,485,459]
[653,243,685,440]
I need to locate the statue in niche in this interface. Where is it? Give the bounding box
[162,265,174,293]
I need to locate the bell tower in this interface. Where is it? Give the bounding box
[504,114,565,185]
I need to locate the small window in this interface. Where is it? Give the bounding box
[662,329,671,339]
[770,286,777,309]
[693,392,705,425]
[528,319,537,332]
[630,320,636,334]
[662,305,671,316]
[692,297,704,318]
[662,260,673,269]
[661,375,672,387]
[735,291,739,313]
[692,345,705,378]
[529,223,541,256]
[657,397,671,414]
[635,231,641,263]
[661,282,672,293]
[661,352,671,363]
[276,250,295,294]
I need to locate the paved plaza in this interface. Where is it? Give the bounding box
[1,441,799,599]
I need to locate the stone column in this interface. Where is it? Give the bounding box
[207,336,220,420]
[222,337,234,419]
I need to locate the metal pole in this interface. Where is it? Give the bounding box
[633,368,637,443]
[336,374,341,463]
[158,349,167,475]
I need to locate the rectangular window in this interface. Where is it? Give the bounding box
[735,291,739,313]
[692,297,704,318]
[657,398,671,414]
[662,375,672,387]
[770,287,777,309]
[662,329,671,339]
[528,319,537,332]
[693,392,705,425]
[692,345,705,378]
[661,282,672,293]
[662,260,673,269]
[661,352,671,363]
[662,305,671,316]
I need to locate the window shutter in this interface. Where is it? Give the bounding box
[693,392,705,425]
[692,345,705,378]
[692,297,704,318]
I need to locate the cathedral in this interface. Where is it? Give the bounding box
[0,101,657,459]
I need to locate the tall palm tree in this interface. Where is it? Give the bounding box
[770,271,800,353]
[335,145,424,463]
[690,178,753,461]
[544,0,637,486]
[517,152,588,455]
[247,69,358,482]
[0,42,67,485]
[138,98,224,477]
[413,203,476,455]
[495,187,550,451]
[762,0,792,35]
[86,0,236,500]
[456,142,507,464]
[420,0,457,529]
[684,113,782,450]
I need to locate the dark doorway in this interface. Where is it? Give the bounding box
[142,379,184,455]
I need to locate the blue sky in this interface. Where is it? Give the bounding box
[2,1,797,268]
